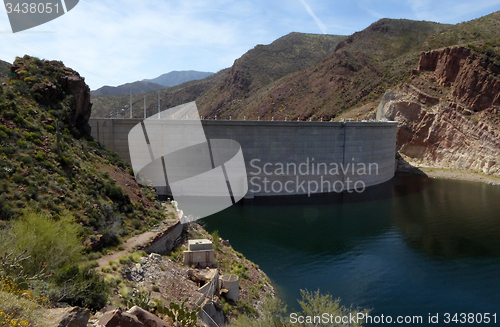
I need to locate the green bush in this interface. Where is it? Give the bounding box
[0,131,8,143]
[34,151,46,161]
[13,115,27,128]
[104,183,129,203]
[20,156,33,165]
[16,140,28,148]
[0,210,83,277]
[122,289,151,310]
[51,264,110,311]
[0,204,15,220]
[211,230,220,251]
[228,290,368,327]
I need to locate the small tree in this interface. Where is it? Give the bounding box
[0,209,83,278]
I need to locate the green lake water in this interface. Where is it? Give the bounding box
[203,174,500,325]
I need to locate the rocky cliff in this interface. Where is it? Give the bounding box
[378,46,500,175]
[10,56,92,137]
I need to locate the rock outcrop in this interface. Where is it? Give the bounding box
[418,46,500,111]
[10,56,92,137]
[96,306,172,327]
[378,47,500,175]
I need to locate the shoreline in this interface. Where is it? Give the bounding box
[411,166,500,185]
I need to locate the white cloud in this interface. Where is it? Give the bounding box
[0,0,498,89]
[298,0,328,34]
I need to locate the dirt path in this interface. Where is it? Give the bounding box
[96,230,158,268]
[96,202,180,268]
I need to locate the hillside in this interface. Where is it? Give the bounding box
[0,59,11,82]
[91,80,166,96]
[0,55,168,314]
[197,19,447,120]
[143,70,214,87]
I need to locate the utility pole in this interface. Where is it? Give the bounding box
[129,91,132,118]
[158,91,160,119]
[144,96,146,119]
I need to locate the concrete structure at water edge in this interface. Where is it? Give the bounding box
[183,239,217,268]
[89,118,398,197]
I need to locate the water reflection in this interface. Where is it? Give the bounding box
[203,174,500,319]
[392,178,500,258]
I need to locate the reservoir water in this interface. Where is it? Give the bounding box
[202,174,500,325]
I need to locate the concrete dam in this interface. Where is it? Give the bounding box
[89,118,398,198]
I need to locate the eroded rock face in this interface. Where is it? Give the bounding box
[418,46,500,111]
[378,89,500,175]
[57,69,93,134]
[377,47,500,175]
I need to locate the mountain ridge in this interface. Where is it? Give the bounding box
[91,70,214,96]
[142,70,213,87]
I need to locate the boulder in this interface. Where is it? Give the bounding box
[97,308,143,327]
[127,306,172,327]
[44,306,90,327]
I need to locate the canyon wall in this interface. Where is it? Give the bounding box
[378,47,500,175]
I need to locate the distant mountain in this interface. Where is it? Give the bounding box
[91,81,165,96]
[91,70,214,96]
[143,70,214,87]
[90,33,345,118]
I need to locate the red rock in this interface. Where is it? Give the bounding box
[127,306,172,327]
[97,308,143,327]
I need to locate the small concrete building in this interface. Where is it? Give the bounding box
[183,239,217,268]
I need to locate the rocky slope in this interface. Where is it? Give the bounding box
[378,46,500,175]
[0,56,274,326]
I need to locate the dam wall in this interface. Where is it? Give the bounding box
[89,119,398,197]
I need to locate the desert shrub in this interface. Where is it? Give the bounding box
[5,91,15,100]
[34,151,46,161]
[122,289,151,310]
[103,183,129,203]
[0,147,15,156]
[157,299,200,327]
[16,140,28,148]
[50,264,109,311]
[13,115,27,128]
[59,156,73,167]
[0,289,44,327]
[0,131,8,143]
[0,210,83,277]
[0,204,15,220]
[19,156,33,166]
[211,230,220,251]
[228,290,368,327]
[131,218,142,230]
[11,173,28,186]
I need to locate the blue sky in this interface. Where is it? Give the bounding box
[0,0,499,90]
